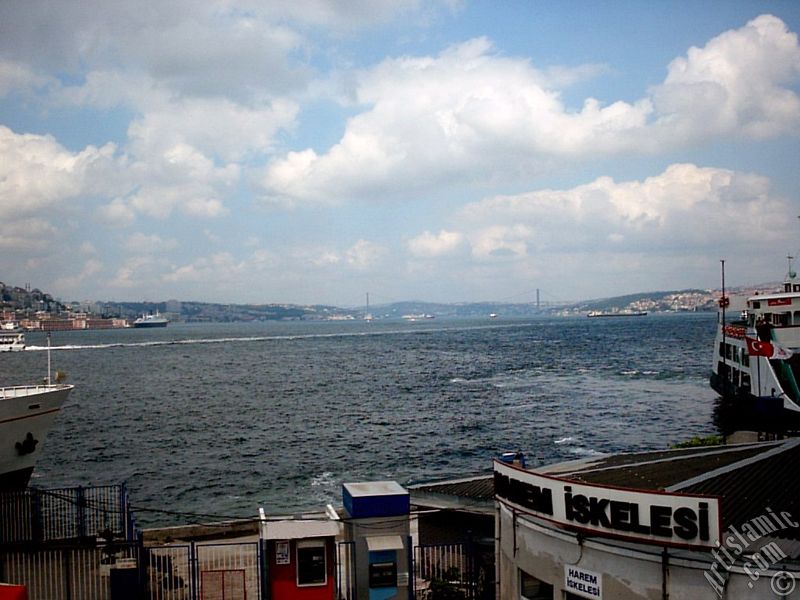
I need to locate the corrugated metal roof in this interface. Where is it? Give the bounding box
[410,476,494,501]
[560,444,773,490]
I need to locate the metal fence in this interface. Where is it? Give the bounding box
[0,484,134,545]
[414,543,480,600]
[0,541,263,600]
[0,541,141,600]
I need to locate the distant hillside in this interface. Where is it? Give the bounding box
[1,279,740,323]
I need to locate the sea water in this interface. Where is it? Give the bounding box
[0,313,719,526]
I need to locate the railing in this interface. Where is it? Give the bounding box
[0,540,263,600]
[0,484,135,545]
[414,543,478,600]
[0,541,141,600]
[0,384,71,397]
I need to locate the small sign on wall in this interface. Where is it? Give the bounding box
[275,540,290,565]
[564,565,602,600]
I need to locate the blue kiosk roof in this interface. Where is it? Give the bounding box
[343,481,410,519]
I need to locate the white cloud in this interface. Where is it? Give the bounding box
[162,253,245,284]
[345,239,387,270]
[261,16,800,206]
[100,198,137,227]
[0,219,58,251]
[652,14,800,139]
[126,97,299,163]
[0,59,53,96]
[311,252,341,267]
[109,256,170,289]
[124,233,179,254]
[457,163,791,257]
[408,229,465,258]
[53,258,104,291]
[116,143,239,220]
[0,126,116,220]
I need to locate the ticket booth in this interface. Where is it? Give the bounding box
[260,517,341,600]
[342,481,411,600]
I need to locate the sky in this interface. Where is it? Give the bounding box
[2,1,800,307]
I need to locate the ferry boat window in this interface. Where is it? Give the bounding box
[719,342,725,358]
[775,312,790,327]
[733,348,740,363]
[742,373,751,392]
[752,301,761,309]
[742,351,749,367]
[794,311,800,325]
[794,284,800,292]
[520,570,553,600]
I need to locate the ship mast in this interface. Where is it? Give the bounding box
[720,259,726,352]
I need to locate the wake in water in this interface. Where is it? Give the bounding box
[24,321,527,352]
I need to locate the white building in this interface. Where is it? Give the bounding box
[495,439,800,600]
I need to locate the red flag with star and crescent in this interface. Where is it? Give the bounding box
[745,337,794,359]
[746,337,773,357]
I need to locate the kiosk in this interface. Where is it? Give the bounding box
[260,516,341,600]
[342,481,411,600]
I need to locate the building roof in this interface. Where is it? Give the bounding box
[411,440,800,539]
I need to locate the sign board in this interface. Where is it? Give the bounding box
[275,540,290,565]
[494,460,720,549]
[565,565,602,600]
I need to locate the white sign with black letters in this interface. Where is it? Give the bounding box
[275,540,290,565]
[565,565,602,600]
[494,460,720,549]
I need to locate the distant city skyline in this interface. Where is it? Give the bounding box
[2,2,799,306]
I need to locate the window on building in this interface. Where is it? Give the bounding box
[297,541,327,586]
[520,570,553,600]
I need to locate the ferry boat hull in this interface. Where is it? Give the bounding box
[0,384,72,490]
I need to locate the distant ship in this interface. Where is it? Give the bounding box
[587,311,647,318]
[0,322,25,352]
[0,383,72,489]
[401,314,435,321]
[133,312,168,328]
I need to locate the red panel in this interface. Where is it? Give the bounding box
[0,586,28,600]
[268,539,335,600]
[768,298,793,306]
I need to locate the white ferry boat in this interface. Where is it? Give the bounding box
[710,259,800,418]
[0,322,25,352]
[133,312,168,328]
[0,383,72,489]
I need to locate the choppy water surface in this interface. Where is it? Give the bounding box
[0,314,719,526]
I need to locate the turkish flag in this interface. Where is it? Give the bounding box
[746,337,774,357]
